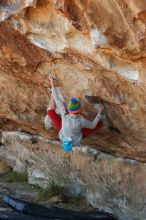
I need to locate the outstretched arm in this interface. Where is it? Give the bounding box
[81,104,104,129]
[49,74,66,116]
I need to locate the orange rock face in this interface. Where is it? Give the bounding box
[0,0,146,161]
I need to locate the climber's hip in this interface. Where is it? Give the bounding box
[47,110,103,139]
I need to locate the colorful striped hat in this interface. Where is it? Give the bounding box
[68,98,81,114]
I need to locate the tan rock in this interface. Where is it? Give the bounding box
[0,1,146,160]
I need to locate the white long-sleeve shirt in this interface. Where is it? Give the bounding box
[52,87,101,147]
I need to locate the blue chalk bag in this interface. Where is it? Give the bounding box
[63,137,73,152]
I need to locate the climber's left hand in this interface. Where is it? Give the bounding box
[49,74,55,87]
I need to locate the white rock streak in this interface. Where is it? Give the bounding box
[90,28,107,46]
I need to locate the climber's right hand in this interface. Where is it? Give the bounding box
[98,104,104,115]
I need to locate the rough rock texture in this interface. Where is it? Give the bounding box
[0,160,11,174]
[0,132,146,220]
[0,2,146,219]
[0,0,146,161]
[0,0,37,21]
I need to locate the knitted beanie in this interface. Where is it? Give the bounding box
[68,98,81,114]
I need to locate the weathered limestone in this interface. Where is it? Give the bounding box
[0,132,146,220]
[0,160,11,174]
[0,0,146,160]
[0,2,146,219]
[0,0,37,21]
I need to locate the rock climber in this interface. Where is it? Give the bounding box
[46,74,104,147]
